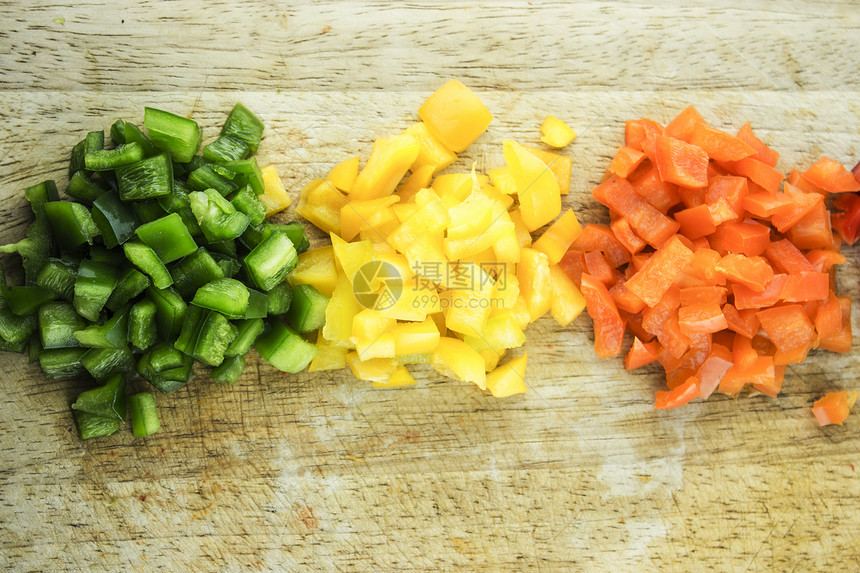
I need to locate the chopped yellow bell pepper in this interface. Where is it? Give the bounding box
[295,178,348,235]
[308,343,348,372]
[492,269,520,310]
[393,317,440,355]
[509,209,533,247]
[418,79,493,153]
[492,222,521,263]
[533,208,583,265]
[431,336,487,389]
[549,264,586,327]
[404,122,457,174]
[503,140,561,231]
[525,146,572,196]
[539,116,577,149]
[289,245,338,298]
[396,165,435,203]
[379,277,440,321]
[372,366,416,388]
[321,273,362,348]
[488,166,518,195]
[388,188,449,254]
[350,133,420,200]
[326,156,360,193]
[259,164,292,217]
[346,352,398,382]
[486,353,528,397]
[395,352,432,366]
[340,195,401,241]
[330,233,376,288]
[352,309,396,344]
[517,247,552,322]
[477,347,503,372]
[462,309,526,353]
[510,296,531,331]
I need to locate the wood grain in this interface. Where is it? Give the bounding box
[1,2,859,571]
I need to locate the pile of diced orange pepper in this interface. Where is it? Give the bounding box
[290,80,585,397]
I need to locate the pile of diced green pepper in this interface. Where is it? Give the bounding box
[0,104,330,441]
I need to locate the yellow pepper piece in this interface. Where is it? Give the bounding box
[503,140,561,231]
[533,208,583,265]
[392,202,420,224]
[492,270,520,310]
[418,79,493,153]
[340,195,400,241]
[330,233,375,287]
[352,309,396,344]
[539,116,577,149]
[462,309,526,353]
[259,164,291,217]
[492,225,520,263]
[360,223,399,253]
[346,352,397,382]
[430,311,448,337]
[372,366,416,388]
[322,273,362,348]
[517,247,552,322]
[288,245,338,298]
[388,188,449,254]
[395,352,432,366]
[350,133,420,200]
[379,277,440,321]
[393,317,440,355]
[295,178,347,235]
[396,167,434,205]
[525,146,572,196]
[488,166,518,195]
[475,183,515,211]
[326,156,360,193]
[476,347,503,372]
[373,252,414,283]
[443,265,496,337]
[510,296,531,330]
[432,173,482,209]
[509,209,533,248]
[431,336,487,389]
[404,122,457,174]
[445,191,494,241]
[486,353,528,398]
[549,264,587,327]
[308,344,348,372]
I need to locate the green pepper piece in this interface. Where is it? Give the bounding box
[39,301,85,349]
[135,213,198,264]
[123,240,173,289]
[221,103,264,154]
[105,267,150,312]
[0,181,58,283]
[203,134,251,164]
[229,185,266,226]
[266,282,293,315]
[244,288,269,319]
[225,318,264,357]
[191,278,249,319]
[188,188,250,242]
[146,286,186,340]
[168,247,225,299]
[187,164,240,196]
[129,199,168,224]
[73,409,119,440]
[71,372,127,421]
[36,258,77,302]
[84,142,144,171]
[74,305,130,348]
[174,307,236,367]
[28,335,42,362]
[285,284,329,333]
[81,346,135,381]
[269,222,310,254]
[255,319,318,374]
[5,286,56,316]
[243,231,298,291]
[39,347,86,379]
[137,350,194,394]
[211,354,246,384]
[156,182,202,237]
[222,158,265,196]
[73,259,120,322]
[128,298,157,351]
[0,295,38,347]
[91,191,139,248]
[66,171,107,203]
[148,342,186,372]
[69,139,87,177]
[116,152,173,201]
[129,392,160,437]
[89,244,126,267]
[43,201,100,248]
[144,107,201,163]
[110,119,160,157]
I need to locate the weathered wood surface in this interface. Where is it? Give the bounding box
[1,2,859,571]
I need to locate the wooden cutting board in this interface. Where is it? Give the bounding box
[1,2,858,571]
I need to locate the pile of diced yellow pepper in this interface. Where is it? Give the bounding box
[291,79,586,397]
